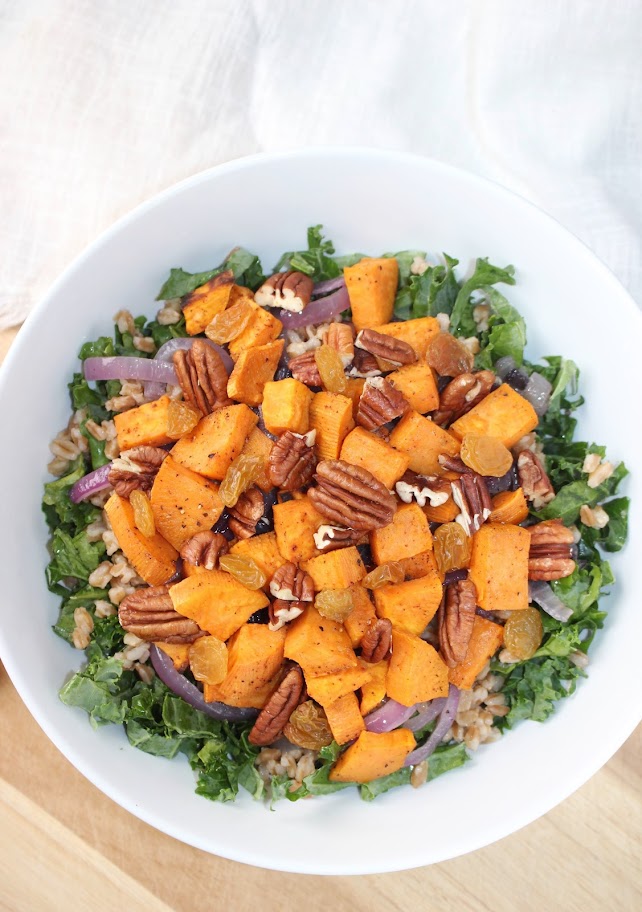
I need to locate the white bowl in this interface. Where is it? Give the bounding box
[0,149,640,874]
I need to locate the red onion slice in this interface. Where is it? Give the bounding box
[404,697,447,732]
[69,463,112,503]
[312,276,347,297]
[494,356,517,379]
[84,356,178,385]
[364,698,417,733]
[149,645,257,722]
[276,285,350,329]
[404,684,460,767]
[520,371,553,417]
[529,580,573,622]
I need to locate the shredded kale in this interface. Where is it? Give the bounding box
[274,225,364,282]
[156,247,265,300]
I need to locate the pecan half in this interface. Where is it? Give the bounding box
[180,531,229,570]
[517,450,555,509]
[308,459,397,532]
[395,470,451,508]
[356,377,409,431]
[288,350,322,387]
[355,328,417,366]
[108,446,168,496]
[432,370,495,426]
[451,472,492,535]
[270,562,315,601]
[268,599,307,632]
[348,347,382,378]
[438,579,477,666]
[248,664,306,745]
[312,524,365,551]
[360,618,392,663]
[173,339,231,415]
[325,323,355,366]
[528,520,576,580]
[118,585,203,643]
[267,431,317,490]
[228,487,264,539]
[254,271,314,314]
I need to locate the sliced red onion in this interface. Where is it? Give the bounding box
[364,698,417,733]
[404,697,447,732]
[404,684,460,767]
[520,371,553,417]
[69,463,112,503]
[312,276,347,297]
[494,356,517,379]
[84,356,178,385]
[275,285,350,329]
[149,645,257,722]
[143,337,233,400]
[529,580,573,623]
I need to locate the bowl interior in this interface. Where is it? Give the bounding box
[0,149,640,874]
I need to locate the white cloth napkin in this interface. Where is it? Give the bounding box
[1,0,640,329]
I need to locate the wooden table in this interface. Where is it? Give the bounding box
[0,325,640,912]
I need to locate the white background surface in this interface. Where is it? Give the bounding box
[1,0,641,328]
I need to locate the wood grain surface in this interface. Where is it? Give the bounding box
[0,325,640,912]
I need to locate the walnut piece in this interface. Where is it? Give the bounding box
[308,459,397,532]
[180,531,229,570]
[173,339,231,415]
[433,370,495,426]
[528,520,576,580]
[267,431,316,490]
[361,618,392,663]
[517,450,555,509]
[254,271,314,314]
[438,578,477,666]
[228,487,264,539]
[395,470,451,508]
[268,599,307,631]
[108,446,168,497]
[355,328,417,366]
[270,562,315,601]
[118,585,203,643]
[451,472,492,535]
[248,664,306,745]
[325,323,355,366]
[288,350,322,387]
[312,524,365,551]
[356,377,409,431]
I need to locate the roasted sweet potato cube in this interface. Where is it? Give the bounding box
[324,692,366,745]
[339,427,409,489]
[305,659,372,706]
[450,383,538,448]
[204,671,282,709]
[389,410,460,476]
[202,624,285,706]
[183,275,235,336]
[387,361,439,414]
[150,455,224,550]
[398,549,439,580]
[230,532,287,587]
[113,395,173,451]
[359,659,389,716]
[261,378,313,436]
[284,607,357,677]
[170,404,258,480]
[104,493,177,586]
[374,571,443,635]
[373,316,440,360]
[301,546,366,591]
[448,616,504,690]
[422,497,459,524]
[239,426,272,491]
[343,378,366,419]
[329,729,416,782]
[273,496,324,563]
[227,338,284,407]
[169,569,268,640]
[387,629,449,705]
[344,257,399,331]
[228,302,282,360]
[154,641,191,672]
[309,392,355,459]
[468,522,530,612]
[344,584,377,648]
[489,488,529,524]
[370,503,433,565]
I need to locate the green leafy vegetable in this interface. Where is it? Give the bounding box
[156,247,264,300]
[449,259,516,335]
[393,254,460,321]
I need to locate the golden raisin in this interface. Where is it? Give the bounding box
[205,299,253,344]
[218,553,266,590]
[129,489,156,538]
[284,700,333,750]
[315,588,354,622]
[189,636,228,685]
[362,562,405,590]
[503,607,543,660]
[219,455,265,507]
[166,398,201,439]
[426,333,474,377]
[315,343,347,394]
[433,522,471,575]
[460,434,513,477]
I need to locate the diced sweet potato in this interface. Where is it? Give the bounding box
[104,493,177,586]
[448,616,504,690]
[373,316,440,360]
[324,692,366,745]
[183,276,234,336]
[329,729,416,782]
[150,455,223,550]
[228,302,282,360]
[230,532,287,587]
[301,546,366,591]
[154,641,190,672]
[450,383,539,448]
[239,427,272,491]
[344,584,377,648]
[374,571,443,635]
[389,410,460,475]
[204,672,281,709]
[422,497,459,523]
[359,659,389,715]
[284,606,357,677]
[387,361,439,414]
[489,488,529,524]
[113,395,173,451]
[273,496,324,563]
[169,569,268,640]
[468,522,530,612]
[339,427,409,489]
[309,392,355,459]
[398,549,439,580]
[386,629,449,705]
[170,404,258,480]
[344,257,399,331]
[305,659,372,706]
[227,338,284,406]
[261,378,313,436]
[343,378,366,419]
[370,503,433,565]
[202,624,285,706]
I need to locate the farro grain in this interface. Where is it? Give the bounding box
[410,760,428,788]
